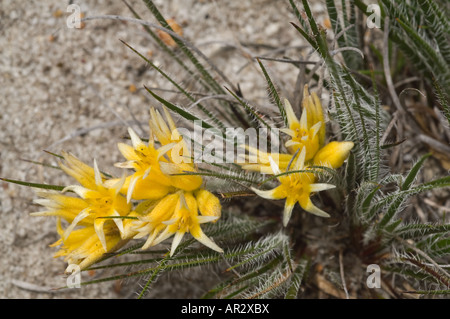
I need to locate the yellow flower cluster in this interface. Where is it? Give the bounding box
[242,86,354,226]
[32,107,222,271]
[30,86,352,271]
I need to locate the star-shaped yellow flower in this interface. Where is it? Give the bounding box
[251,147,335,226]
[32,152,131,252]
[132,189,222,256]
[111,107,203,202]
[240,85,354,174]
[281,86,325,159]
[51,218,127,271]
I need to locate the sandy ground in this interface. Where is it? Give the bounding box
[0,0,332,298]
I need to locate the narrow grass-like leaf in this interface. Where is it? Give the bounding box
[224,86,272,130]
[256,59,286,126]
[401,153,431,191]
[1,178,65,191]
[122,0,211,90]
[433,77,450,126]
[142,0,233,95]
[288,0,314,46]
[144,86,213,130]
[284,258,309,299]
[397,223,450,240]
[121,40,227,131]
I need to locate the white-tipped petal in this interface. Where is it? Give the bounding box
[283,98,299,126]
[93,159,102,186]
[112,210,124,235]
[170,231,185,256]
[33,198,60,209]
[141,230,160,250]
[301,198,331,218]
[63,209,90,240]
[309,183,336,193]
[282,201,296,227]
[62,185,89,199]
[178,191,188,210]
[152,228,173,247]
[157,142,176,159]
[112,174,127,196]
[94,218,107,252]
[162,105,177,132]
[128,127,142,149]
[268,156,281,175]
[192,228,223,254]
[285,140,301,148]
[114,160,136,169]
[311,121,322,137]
[299,108,308,130]
[161,218,177,226]
[142,167,152,180]
[280,128,296,137]
[251,187,277,200]
[197,216,220,224]
[127,175,139,203]
[294,147,306,170]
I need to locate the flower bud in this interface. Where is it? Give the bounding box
[195,189,221,222]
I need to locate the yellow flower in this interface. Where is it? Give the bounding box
[51,218,127,271]
[112,107,203,201]
[240,85,354,174]
[32,152,131,252]
[281,87,324,159]
[132,190,222,256]
[113,127,175,202]
[251,147,335,226]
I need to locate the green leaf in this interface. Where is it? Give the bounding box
[0,178,65,191]
[285,258,309,299]
[143,86,213,129]
[224,86,272,130]
[256,59,286,126]
[401,153,431,191]
[142,0,232,95]
[397,223,450,240]
[432,77,450,127]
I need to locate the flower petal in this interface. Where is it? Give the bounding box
[63,208,90,240]
[268,156,282,175]
[282,197,296,227]
[280,128,296,138]
[309,183,336,193]
[94,218,107,252]
[93,159,103,186]
[190,224,223,253]
[251,187,277,200]
[298,195,330,218]
[313,141,354,169]
[294,146,306,171]
[170,231,185,256]
[128,127,143,149]
[111,210,125,235]
[283,98,299,127]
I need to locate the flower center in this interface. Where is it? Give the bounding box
[134,145,159,170]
